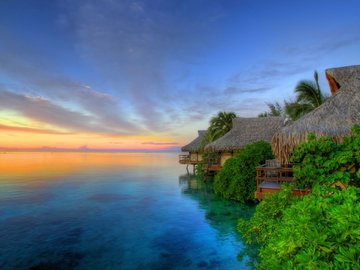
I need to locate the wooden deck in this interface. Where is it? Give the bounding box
[178,154,201,165]
[255,162,310,200]
[203,157,222,172]
[203,164,222,172]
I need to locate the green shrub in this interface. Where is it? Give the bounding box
[238,126,360,269]
[195,152,221,179]
[291,125,360,188]
[238,185,298,245]
[214,141,273,202]
[202,151,221,162]
[240,185,360,270]
[195,161,205,178]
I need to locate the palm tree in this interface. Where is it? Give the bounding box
[295,71,326,107]
[200,129,215,150]
[284,100,313,120]
[208,111,237,141]
[258,102,283,117]
[285,71,328,120]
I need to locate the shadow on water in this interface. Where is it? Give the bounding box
[179,174,259,268]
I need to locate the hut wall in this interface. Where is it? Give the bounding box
[190,152,201,162]
[220,152,233,166]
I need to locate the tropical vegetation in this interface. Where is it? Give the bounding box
[286,71,328,120]
[201,111,237,148]
[258,102,283,117]
[214,141,273,202]
[195,151,221,178]
[259,71,328,120]
[238,126,360,270]
[290,125,360,189]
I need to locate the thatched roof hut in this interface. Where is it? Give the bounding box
[205,117,284,152]
[181,130,207,152]
[272,65,360,164]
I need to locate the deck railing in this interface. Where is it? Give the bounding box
[255,161,310,200]
[179,154,191,164]
[256,164,295,187]
[203,157,222,172]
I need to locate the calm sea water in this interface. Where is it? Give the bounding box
[0,152,255,270]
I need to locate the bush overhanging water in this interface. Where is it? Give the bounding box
[238,125,360,269]
[214,141,273,202]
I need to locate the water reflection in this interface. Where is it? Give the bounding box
[179,174,258,267]
[179,174,212,194]
[0,153,255,269]
[0,152,177,182]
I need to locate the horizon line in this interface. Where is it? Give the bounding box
[0,149,180,153]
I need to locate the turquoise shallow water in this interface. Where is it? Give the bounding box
[0,152,255,269]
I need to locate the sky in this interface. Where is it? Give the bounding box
[0,0,360,151]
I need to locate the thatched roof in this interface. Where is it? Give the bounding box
[181,130,207,152]
[272,65,360,164]
[205,117,284,152]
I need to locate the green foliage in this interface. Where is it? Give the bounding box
[199,112,237,151]
[214,141,273,202]
[285,71,328,120]
[199,130,213,150]
[195,152,221,178]
[290,125,360,188]
[208,111,237,142]
[240,185,360,270]
[295,71,325,106]
[284,100,313,121]
[195,161,205,178]
[260,71,329,121]
[202,150,221,161]
[258,102,283,118]
[238,186,298,244]
[238,126,360,269]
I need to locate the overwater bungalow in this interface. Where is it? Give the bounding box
[204,117,285,172]
[255,65,360,199]
[179,130,206,168]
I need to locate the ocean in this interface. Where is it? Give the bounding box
[0,152,255,269]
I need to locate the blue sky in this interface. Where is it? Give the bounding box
[0,0,360,150]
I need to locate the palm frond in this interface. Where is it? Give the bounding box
[295,80,321,107]
[208,111,237,141]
